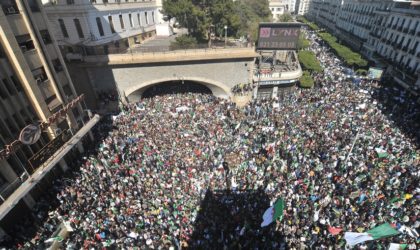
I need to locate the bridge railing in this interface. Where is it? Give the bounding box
[81,47,258,64]
[85,42,251,55]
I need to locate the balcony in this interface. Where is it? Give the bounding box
[1,3,19,15]
[409,30,415,35]
[46,94,62,112]
[16,34,36,53]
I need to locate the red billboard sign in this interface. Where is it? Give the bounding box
[257,23,301,50]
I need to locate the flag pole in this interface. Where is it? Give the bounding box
[179,223,183,250]
[343,129,360,170]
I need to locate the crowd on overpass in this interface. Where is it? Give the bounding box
[3,29,420,250]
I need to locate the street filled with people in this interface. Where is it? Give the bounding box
[3,30,419,249]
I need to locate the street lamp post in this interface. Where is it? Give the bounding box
[224,25,228,47]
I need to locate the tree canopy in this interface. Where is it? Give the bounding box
[162,0,272,42]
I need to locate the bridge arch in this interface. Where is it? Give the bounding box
[124,77,232,102]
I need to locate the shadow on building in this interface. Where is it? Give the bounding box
[186,188,286,249]
[0,116,113,248]
[371,78,420,147]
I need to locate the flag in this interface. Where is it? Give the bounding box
[344,223,400,246]
[375,148,388,158]
[398,225,419,239]
[328,226,342,235]
[261,198,284,227]
[44,236,63,243]
[389,243,407,250]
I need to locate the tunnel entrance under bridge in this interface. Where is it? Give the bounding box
[125,77,231,102]
[141,80,212,98]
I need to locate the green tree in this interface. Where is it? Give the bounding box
[240,0,272,21]
[318,32,368,67]
[297,33,310,50]
[299,71,314,88]
[233,0,271,42]
[277,13,293,22]
[170,35,198,50]
[298,51,322,72]
[162,0,242,42]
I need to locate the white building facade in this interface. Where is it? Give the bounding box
[296,0,311,16]
[306,0,420,95]
[269,0,292,22]
[41,0,159,55]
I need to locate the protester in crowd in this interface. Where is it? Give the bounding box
[231,83,254,96]
[2,29,419,250]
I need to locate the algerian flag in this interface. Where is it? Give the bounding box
[261,198,284,227]
[389,243,407,250]
[375,148,388,158]
[344,223,400,246]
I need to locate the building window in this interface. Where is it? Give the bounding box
[58,19,69,38]
[15,34,35,53]
[28,0,40,12]
[108,16,115,33]
[1,0,19,15]
[137,13,141,26]
[119,14,124,29]
[2,78,15,95]
[32,67,48,83]
[152,11,154,24]
[145,12,148,25]
[67,0,75,4]
[40,30,52,44]
[129,13,133,28]
[4,118,18,137]
[12,113,24,129]
[0,45,4,58]
[0,81,8,99]
[62,84,73,96]
[74,19,84,38]
[10,76,23,93]
[96,17,104,36]
[52,58,63,72]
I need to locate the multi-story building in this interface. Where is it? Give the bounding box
[372,1,420,93]
[269,0,291,21]
[289,0,297,14]
[41,0,159,56]
[296,0,311,15]
[361,1,394,62]
[0,0,93,238]
[306,0,340,31]
[336,0,388,52]
[307,0,420,95]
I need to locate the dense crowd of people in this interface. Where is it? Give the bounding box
[2,30,419,250]
[231,83,254,95]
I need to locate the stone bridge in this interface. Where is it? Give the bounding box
[70,48,258,104]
